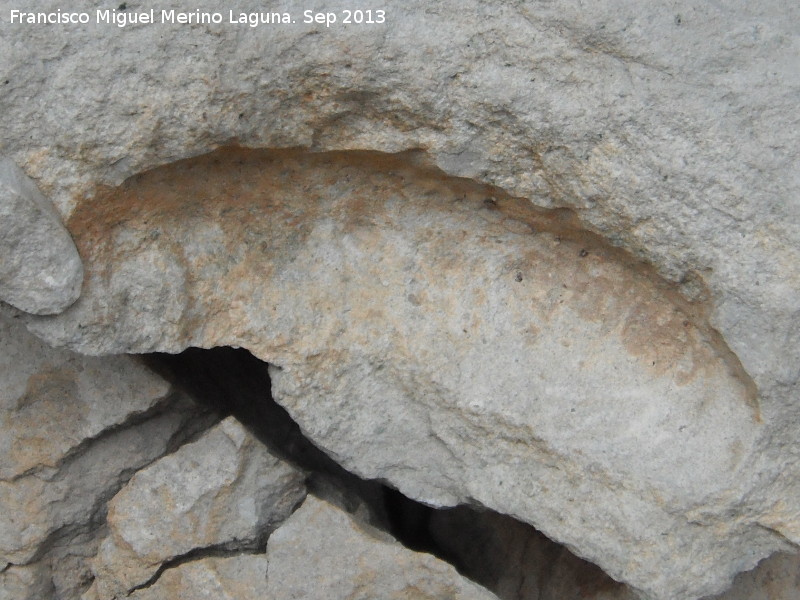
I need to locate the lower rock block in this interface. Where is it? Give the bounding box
[86,417,306,598]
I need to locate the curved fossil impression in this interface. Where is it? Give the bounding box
[29,147,772,600]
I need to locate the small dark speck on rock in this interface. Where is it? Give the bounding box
[515,271,523,282]
[3,80,9,85]
[119,2,127,9]
[579,249,589,257]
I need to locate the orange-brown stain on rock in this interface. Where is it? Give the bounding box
[69,146,759,420]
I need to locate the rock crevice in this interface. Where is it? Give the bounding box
[20,147,786,599]
[2,5,799,597]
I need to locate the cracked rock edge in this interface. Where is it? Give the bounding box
[19,147,795,600]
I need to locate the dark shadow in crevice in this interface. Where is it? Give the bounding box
[140,346,633,600]
[127,537,269,595]
[143,347,333,475]
[140,347,448,557]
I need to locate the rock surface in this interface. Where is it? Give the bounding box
[0,158,82,314]
[0,310,214,598]
[0,563,54,600]
[265,495,498,600]
[124,556,270,600]
[113,496,498,600]
[1,0,796,404]
[87,417,306,598]
[430,507,639,600]
[1,2,798,599]
[24,148,791,599]
[0,312,170,484]
[431,506,800,600]
[707,551,800,600]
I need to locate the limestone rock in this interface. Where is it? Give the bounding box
[265,495,497,600]
[0,311,197,566]
[431,507,800,600]
[429,507,638,600]
[0,158,82,314]
[0,312,171,483]
[25,149,790,600]
[88,417,306,598]
[0,311,215,598]
[124,555,270,600]
[2,0,796,409]
[0,400,211,596]
[429,506,800,600]
[0,563,54,600]
[707,551,800,600]
[2,2,798,599]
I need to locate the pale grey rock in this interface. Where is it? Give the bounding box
[2,2,798,599]
[0,312,171,482]
[0,401,209,596]
[6,527,110,600]
[2,0,796,401]
[114,497,499,600]
[430,508,800,600]
[0,311,214,598]
[0,309,188,564]
[21,149,792,600]
[123,555,270,600]
[0,158,82,314]
[265,495,497,600]
[45,528,107,600]
[88,417,306,598]
[429,507,638,600]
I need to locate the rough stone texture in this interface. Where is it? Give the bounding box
[1,3,798,599]
[0,157,82,314]
[123,556,270,600]
[24,148,791,600]
[1,0,796,402]
[0,309,172,563]
[0,402,212,600]
[87,416,306,598]
[266,495,498,600]
[0,310,215,598]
